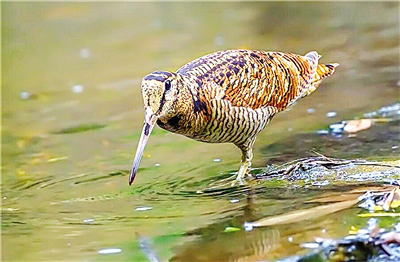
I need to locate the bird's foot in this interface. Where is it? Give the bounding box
[231,177,247,187]
[205,173,240,191]
[231,172,254,186]
[204,172,252,190]
[235,161,250,180]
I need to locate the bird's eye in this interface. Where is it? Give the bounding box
[165,80,171,91]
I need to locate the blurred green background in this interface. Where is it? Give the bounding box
[2,2,399,261]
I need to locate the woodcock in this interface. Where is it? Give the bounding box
[129,49,338,185]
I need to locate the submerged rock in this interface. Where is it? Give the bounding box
[262,120,399,163]
[364,103,400,120]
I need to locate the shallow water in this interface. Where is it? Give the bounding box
[2,2,399,261]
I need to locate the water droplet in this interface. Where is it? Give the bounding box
[155,163,160,167]
[230,199,239,203]
[300,242,320,249]
[214,36,225,46]
[307,108,316,114]
[79,48,91,58]
[19,91,30,100]
[83,218,94,224]
[152,19,163,29]
[72,85,84,93]
[316,129,329,135]
[135,206,152,211]
[326,111,337,118]
[213,158,221,162]
[98,248,122,255]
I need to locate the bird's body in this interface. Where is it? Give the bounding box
[129,49,338,185]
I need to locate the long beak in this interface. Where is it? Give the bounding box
[129,107,158,185]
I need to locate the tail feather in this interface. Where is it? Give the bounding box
[315,63,339,82]
[301,62,339,97]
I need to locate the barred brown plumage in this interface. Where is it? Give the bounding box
[129,49,339,185]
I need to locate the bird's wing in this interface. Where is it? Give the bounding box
[177,50,337,111]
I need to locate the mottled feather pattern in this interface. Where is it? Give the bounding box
[177,50,331,111]
[160,49,338,146]
[129,49,338,184]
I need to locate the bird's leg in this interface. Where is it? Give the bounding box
[237,147,253,182]
[236,139,255,183]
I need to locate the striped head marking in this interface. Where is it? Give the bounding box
[129,71,179,185]
[141,71,179,119]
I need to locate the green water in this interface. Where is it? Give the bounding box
[2,2,399,261]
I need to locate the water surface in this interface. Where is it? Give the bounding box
[2,2,399,261]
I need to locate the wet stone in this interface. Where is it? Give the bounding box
[262,120,400,162]
[329,122,345,134]
[364,103,400,119]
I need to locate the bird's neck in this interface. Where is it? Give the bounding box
[174,74,202,115]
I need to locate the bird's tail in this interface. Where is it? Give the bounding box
[315,63,339,84]
[302,52,339,97]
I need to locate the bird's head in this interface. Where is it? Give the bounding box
[129,71,179,185]
[141,71,179,120]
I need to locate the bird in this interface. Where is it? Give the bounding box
[129,49,338,185]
